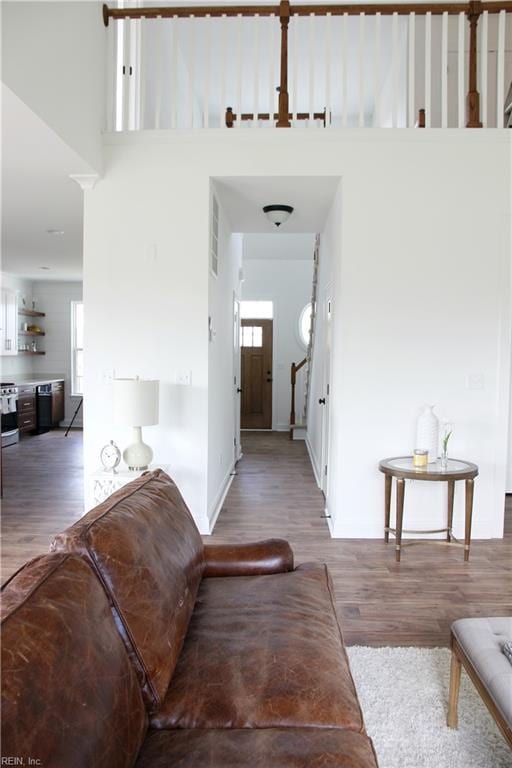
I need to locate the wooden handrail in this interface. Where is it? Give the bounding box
[103,1,512,25]
[290,357,307,438]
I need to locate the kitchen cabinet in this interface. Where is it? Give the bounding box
[17,385,36,434]
[1,288,17,356]
[51,382,65,425]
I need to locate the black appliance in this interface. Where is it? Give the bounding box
[35,384,52,434]
[1,383,19,447]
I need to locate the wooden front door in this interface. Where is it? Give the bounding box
[241,319,273,429]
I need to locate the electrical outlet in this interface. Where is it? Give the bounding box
[176,371,192,386]
[466,373,484,391]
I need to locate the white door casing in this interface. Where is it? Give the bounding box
[233,294,241,461]
[320,294,332,494]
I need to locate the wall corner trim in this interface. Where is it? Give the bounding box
[69,173,99,191]
[305,433,322,489]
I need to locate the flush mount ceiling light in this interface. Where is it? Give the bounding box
[46,229,64,236]
[262,204,294,228]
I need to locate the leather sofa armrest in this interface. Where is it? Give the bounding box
[203,539,294,577]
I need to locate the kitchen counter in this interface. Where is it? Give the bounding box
[12,374,65,387]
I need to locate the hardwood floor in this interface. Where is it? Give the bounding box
[212,432,512,647]
[1,429,511,648]
[1,430,84,582]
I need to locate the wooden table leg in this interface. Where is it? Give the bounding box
[447,645,462,728]
[447,479,455,542]
[395,478,405,562]
[384,474,392,543]
[464,478,474,562]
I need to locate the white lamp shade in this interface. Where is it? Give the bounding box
[113,378,159,427]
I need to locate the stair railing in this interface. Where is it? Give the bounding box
[290,357,307,438]
[103,0,512,131]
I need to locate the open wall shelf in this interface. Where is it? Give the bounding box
[18,309,46,318]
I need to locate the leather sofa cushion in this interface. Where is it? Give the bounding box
[52,469,205,708]
[151,565,364,731]
[1,554,147,768]
[135,728,379,768]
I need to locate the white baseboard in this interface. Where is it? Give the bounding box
[324,506,334,536]
[305,434,322,489]
[207,461,236,534]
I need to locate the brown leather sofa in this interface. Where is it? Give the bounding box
[1,469,378,768]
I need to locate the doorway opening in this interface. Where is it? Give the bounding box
[207,175,341,532]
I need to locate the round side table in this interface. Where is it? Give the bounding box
[378,457,479,563]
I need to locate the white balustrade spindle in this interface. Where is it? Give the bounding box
[407,12,415,127]
[480,11,488,127]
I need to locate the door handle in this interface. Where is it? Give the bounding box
[318,398,326,405]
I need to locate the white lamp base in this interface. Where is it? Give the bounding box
[123,426,153,471]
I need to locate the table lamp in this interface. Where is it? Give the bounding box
[113,377,159,470]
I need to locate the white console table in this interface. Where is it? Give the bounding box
[89,465,171,507]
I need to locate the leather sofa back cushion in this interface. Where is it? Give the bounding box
[52,470,205,708]
[1,554,147,768]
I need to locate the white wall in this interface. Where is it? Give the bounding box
[83,149,210,531]
[31,281,83,427]
[1,1,105,171]
[207,190,243,528]
[83,129,511,538]
[242,240,314,431]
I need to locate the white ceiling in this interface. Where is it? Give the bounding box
[1,84,90,281]
[213,175,340,233]
[244,233,316,260]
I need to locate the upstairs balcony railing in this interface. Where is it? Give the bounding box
[103,1,512,130]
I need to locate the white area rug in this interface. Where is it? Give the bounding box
[347,647,511,768]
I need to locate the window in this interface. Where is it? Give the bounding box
[240,301,273,319]
[299,303,312,348]
[241,326,263,348]
[71,301,84,396]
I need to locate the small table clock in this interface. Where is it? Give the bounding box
[100,440,122,474]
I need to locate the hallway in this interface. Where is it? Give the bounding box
[212,431,512,647]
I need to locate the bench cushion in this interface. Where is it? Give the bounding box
[52,469,205,708]
[1,554,147,768]
[135,728,378,768]
[452,617,512,727]
[150,565,364,731]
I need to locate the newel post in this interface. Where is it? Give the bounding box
[277,0,291,127]
[466,0,483,127]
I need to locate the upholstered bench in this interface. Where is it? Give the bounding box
[447,617,512,747]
